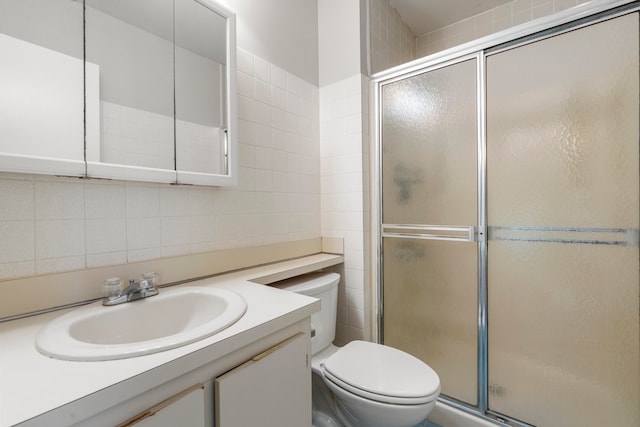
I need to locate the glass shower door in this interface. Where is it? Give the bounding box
[380,57,480,406]
[486,13,640,426]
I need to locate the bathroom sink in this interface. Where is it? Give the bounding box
[35,286,247,361]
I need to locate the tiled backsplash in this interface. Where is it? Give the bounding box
[0,48,320,281]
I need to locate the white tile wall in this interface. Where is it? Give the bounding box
[369,0,416,74]
[320,74,371,344]
[0,48,320,281]
[416,0,590,57]
[368,0,591,74]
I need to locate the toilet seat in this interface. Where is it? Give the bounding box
[322,341,440,405]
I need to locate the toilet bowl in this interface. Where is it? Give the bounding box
[273,272,440,427]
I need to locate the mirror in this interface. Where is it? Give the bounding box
[175,0,228,178]
[0,0,236,186]
[174,0,236,186]
[85,0,236,185]
[0,0,85,176]
[84,0,177,183]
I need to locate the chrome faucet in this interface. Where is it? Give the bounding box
[102,273,159,306]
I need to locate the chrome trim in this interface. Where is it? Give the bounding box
[488,226,639,246]
[377,52,480,89]
[437,396,504,427]
[382,232,473,242]
[374,67,385,343]
[438,395,537,427]
[223,128,229,175]
[476,51,489,415]
[382,224,476,242]
[0,299,95,323]
[383,224,473,232]
[486,410,536,427]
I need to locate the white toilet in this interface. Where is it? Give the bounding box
[273,272,440,427]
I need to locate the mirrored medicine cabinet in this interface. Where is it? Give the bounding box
[0,0,237,186]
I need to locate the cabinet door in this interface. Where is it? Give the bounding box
[118,384,205,427]
[215,333,311,427]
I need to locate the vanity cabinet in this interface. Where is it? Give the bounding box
[67,326,312,427]
[215,333,310,427]
[109,333,311,427]
[1,260,326,427]
[118,384,206,427]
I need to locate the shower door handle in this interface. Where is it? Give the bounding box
[382,224,477,242]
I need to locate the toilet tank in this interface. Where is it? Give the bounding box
[272,272,339,355]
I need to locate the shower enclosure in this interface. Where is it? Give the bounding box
[374,3,639,426]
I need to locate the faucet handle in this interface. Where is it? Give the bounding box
[139,272,159,290]
[103,277,124,301]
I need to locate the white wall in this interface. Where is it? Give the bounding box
[317,0,371,343]
[318,0,363,86]
[223,0,319,86]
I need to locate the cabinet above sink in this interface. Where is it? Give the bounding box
[0,0,237,187]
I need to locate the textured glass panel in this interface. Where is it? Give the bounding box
[381,59,477,226]
[487,15,639,229]
[383,238,478,405]
[487,14,639,426]
[488,242,639,426]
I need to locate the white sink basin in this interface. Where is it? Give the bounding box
[35,286,247,361]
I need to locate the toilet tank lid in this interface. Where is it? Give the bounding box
[271,272,340,296]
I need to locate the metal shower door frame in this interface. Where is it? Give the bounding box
[372,1,639,426]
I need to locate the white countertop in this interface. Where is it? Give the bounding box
[0,253,341,427]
